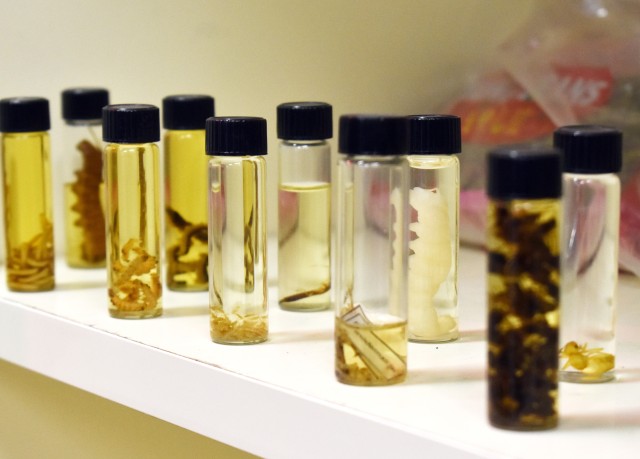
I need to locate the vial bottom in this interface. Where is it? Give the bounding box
[210,306,268,345]
[109,307,163,320]
[409,329,459,344]
[489,413,558,432]
[7,216,55,292]
[279,299,330,313]
[108,239,162,319]
[335,310,407,386]
[559,370,615,384]
[559,341,615,383]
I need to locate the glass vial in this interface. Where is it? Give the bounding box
[487,147,562,431]
[554,125,622,383]
[61,88,109,268]
[103,105,162,319]
[0,97,55,291]
[206,117,268,344]
[407,115,461,343]
[335,115,409,386]
[163,95,215,291]
[277,102,333,311]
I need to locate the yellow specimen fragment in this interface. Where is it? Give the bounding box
[559,341,614,377]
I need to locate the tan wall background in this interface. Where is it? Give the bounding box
[1,0,531,456]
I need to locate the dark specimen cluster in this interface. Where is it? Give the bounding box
[487,202,559,430]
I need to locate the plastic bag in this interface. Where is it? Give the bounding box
[444,0,640,275]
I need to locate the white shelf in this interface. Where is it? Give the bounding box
[1,248,640,458]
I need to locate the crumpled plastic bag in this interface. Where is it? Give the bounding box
[443,0,640,276]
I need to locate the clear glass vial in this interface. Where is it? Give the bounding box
[61,88,109,268]
[407,114,460,343]
[487,147,561,431]
[277,102,333,311]
[0,97,55,291]
[334,115,409,386]
[206,117,268,345]
[554,125,622,383]
[163,95,215,291]
[103,104,162,319]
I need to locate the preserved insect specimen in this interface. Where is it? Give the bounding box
[408,182,457,341]
[6,214,54,291]
[559,341,614,378]
[109,239,161,314]
[65,140,106,266]
[165,208,208,288]
[335,306,407,386]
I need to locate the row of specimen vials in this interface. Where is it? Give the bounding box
[0,95,461,351]
[0,95,621,433]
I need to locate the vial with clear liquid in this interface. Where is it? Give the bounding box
[555,125,622,383]
[277,102,333,311]
[334,114,409,386]
[207,117,268,345]
[407,114,460,343]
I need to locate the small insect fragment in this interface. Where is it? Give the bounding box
[559,341,614,377]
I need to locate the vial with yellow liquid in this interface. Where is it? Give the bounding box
[0,97,55,292]
[103,104,162,319]
[61,88,109,268]
[163,95,214,291]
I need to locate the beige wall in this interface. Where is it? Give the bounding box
[0,0,532,238]
[0,0,531,456]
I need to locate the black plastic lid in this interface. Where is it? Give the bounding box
[206,117,267,156]
[408,114,461,155]
[0,97,50,133]
[62,88,109,121]
[102,104,160,143]
[488,146,562,199]
[338,115,408,155]
[553,125,622,174]
[162,95,215,130]
[277,102,333,140]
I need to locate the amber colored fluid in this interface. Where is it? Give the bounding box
[278,182,331,311]
[209,156,268,344]
[64,183,105,268]
[487,199,559,431]
[335,314,407,386]
[164,130,208,291]
[1,132,55,291]
[104,143,162,319]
